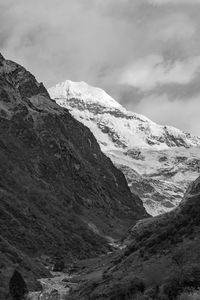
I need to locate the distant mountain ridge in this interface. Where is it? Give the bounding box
[49,80,200,215]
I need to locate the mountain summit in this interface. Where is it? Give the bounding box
[49,80,122,110]
[49,80,200,215]
[49,80,200,150]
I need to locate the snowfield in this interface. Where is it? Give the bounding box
[49,80,200,215]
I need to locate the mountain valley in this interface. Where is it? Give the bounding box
[0,55,200,300]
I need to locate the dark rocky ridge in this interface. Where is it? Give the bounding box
[0,54,147,297]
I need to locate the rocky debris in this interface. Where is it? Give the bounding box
[28,272,74,300]
[125,149,145,160]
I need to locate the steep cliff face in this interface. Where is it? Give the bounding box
[0,53,146,258]
[0,54,147,297]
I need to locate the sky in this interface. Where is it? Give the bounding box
[0,0,200,135]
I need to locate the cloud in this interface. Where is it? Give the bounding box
[151,13,196,41]
[0,0,197,88]
[1,0,200,134]
[119,55,200,91]
[134,94,200,135]
[0,0,144,88]
[148,0,200,5]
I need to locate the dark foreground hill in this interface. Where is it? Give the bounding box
[69,175,200,300]
[0,53,146,298]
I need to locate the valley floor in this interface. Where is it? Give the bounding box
[28,253,115,300]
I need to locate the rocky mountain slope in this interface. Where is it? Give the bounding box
[67,175,200,300]
[0,54,146,298]
[49,80,200,215]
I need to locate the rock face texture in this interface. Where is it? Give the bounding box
[0,54,146,298]
[49,80,200,215]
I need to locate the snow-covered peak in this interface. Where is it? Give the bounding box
[49,80,200,215]
[48,80,122,110]
[48,80,200,150]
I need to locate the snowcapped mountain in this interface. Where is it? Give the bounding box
[48,80,200,215]
[48,80,200,150]
[49,80,121,110]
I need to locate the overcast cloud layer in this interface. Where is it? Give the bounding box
[0,0,200,135]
